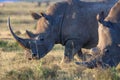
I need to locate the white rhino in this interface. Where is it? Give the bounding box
[8,0,117,63]
[76,0,120,68]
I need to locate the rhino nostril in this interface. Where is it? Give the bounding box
[28,58,32,60]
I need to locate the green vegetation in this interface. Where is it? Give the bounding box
[1,68,35,80]
[36,61,58,79]
[0,40,23,51]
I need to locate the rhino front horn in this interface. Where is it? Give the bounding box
[8,17,30,49]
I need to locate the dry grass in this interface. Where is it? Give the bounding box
[0,1,120,80]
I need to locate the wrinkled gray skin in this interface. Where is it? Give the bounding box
[76,0,120,69]
[9,0,117,62]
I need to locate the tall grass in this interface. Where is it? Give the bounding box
[0,40,23,51]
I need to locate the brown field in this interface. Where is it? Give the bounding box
[0,2,120,80]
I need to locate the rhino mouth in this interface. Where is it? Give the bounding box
[24,50,39,60]
[31,54,46,60]
[25,49,47,60]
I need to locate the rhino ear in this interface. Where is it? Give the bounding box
[96,11,105,23]
[40,12,47,17]
[40,12,50,20]
[26,30,39,38]
[97,11,113,28]
[30,11,42,20]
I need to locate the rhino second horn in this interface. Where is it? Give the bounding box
[26,30,39,38]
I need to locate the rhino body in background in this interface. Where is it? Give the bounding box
[9,0,117,62]
[76,0,120,68]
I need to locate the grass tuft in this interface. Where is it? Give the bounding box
[2,68,34,80]
[0,40,23,52]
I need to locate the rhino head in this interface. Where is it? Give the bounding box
[8,14,57,60]
[76,8,120,68]
[96,10,120,66]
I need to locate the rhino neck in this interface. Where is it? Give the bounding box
[46,1,69,45]
[97,24,112,51]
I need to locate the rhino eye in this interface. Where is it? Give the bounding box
[104,49,109,53]
[40,38,44,41]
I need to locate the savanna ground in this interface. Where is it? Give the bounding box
[0,1,120,80]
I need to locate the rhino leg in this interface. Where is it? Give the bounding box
[77,50,84,60]
[62,40,82,63]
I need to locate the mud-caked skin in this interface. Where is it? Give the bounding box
[8,0,117,62]
[76,1,120,68]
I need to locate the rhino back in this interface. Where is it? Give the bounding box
[35,0,116,48]
[60,0,115,48]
